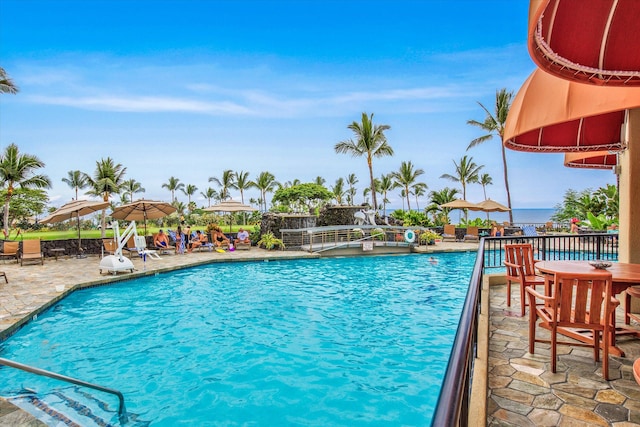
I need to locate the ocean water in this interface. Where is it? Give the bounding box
[386,208,556,224]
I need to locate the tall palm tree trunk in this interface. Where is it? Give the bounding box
[368,157,377,210]
[500,144,513,223]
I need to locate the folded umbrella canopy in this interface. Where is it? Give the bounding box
[111,199,176,236]
[40,199,110,254]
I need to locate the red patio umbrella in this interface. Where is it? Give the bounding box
[528,0,640,86]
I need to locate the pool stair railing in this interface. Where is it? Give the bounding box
[0,357,129,425]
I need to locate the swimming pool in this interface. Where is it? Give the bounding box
[0,253,476,426]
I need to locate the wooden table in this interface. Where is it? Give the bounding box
[48,248,65,261]
[536,260,640,356]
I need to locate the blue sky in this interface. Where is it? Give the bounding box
[0,0,616,210]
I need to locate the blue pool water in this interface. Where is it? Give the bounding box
[0,253,476,426]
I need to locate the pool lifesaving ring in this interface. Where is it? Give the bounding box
[404,229,416,243]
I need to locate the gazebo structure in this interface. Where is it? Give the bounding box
[505,0,640,264]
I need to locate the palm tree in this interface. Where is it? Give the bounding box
[252,171,278,211]
[0,144,51,235]
[162,177,184,203]
[377,174,396,213]
[345,173,358,206]
[426,187,460,225]
[84,157,127,237]
[182,184,198,206]
[412,182,428,211]
[0,67,19,94]
[209,170,234,201]
[122,178,145,202]
[335,112,393,211]
[200,187,218,208]
[440,155,483,222]
[331,177,346,205]
[467,88,514,222]
[314,176,326,186]
[479,173,493,200]
[391,161,425,211]
[232,171,252,205]
[61,170,88,200]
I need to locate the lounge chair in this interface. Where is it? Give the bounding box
[442,224,457,242]
[463,226,480,242]
[522,225,538,237]
[0,241,19,263]
[0,270,7,283]
[102,238,117,256]
[20,239,44,266]
[124,236,160,259]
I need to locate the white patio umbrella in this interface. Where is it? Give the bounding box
[40,199,110,254]
[203,200,257,232]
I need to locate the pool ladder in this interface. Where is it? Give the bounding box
[0,357,128,424]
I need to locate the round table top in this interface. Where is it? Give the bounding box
[536,260,640,284]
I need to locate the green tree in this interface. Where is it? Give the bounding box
[440,155,483,222]
[412,182,428,211]
[0,188,48,229]
[232,170,252,205]
[331,177,346,205]
[200,187,218,208]
[479,173,493,200]
[272,183,332,214]
[391,161,425,211]
[345,173,358,206]
[314,176,326,186]
[122,178,145,203]
[377,173,396,214]
[335,112,393,211]
[0,66,19,94]
[182,184,198,206]
[61,170,88,201]
[252,171,279,211]
[84,157,126,236]
[209,170,234,201]
[426,187,460,225]
[162,176,184,203]
[467,88,514,223]
[0,144,51,234]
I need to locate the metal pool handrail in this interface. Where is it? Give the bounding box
[0,357,128,424]
[430,239,485,427]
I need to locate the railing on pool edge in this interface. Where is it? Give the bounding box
[483,232,619,268]
[0,357,128,424]
[431,238,485,427]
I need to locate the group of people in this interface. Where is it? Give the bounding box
[152,225,251,254]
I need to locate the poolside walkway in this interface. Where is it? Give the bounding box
[487,283,640,426]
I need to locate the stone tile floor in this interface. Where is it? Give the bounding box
[488,284,640,426]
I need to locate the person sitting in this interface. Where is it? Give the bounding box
[188,230,204,252]
[490,224,504,237]
[213,229,230,248]
[153,229,175,252]
[235,227,250,245]
[570,218,579,233]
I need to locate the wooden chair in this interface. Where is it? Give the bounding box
[634,358,640,386]
[442,224,456,242]
[20,239,44,266]
[0,241,19,263]
[0,271,7,283]
[525,271,618,380]
[503,243,546,316]
[624,285,640,325]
